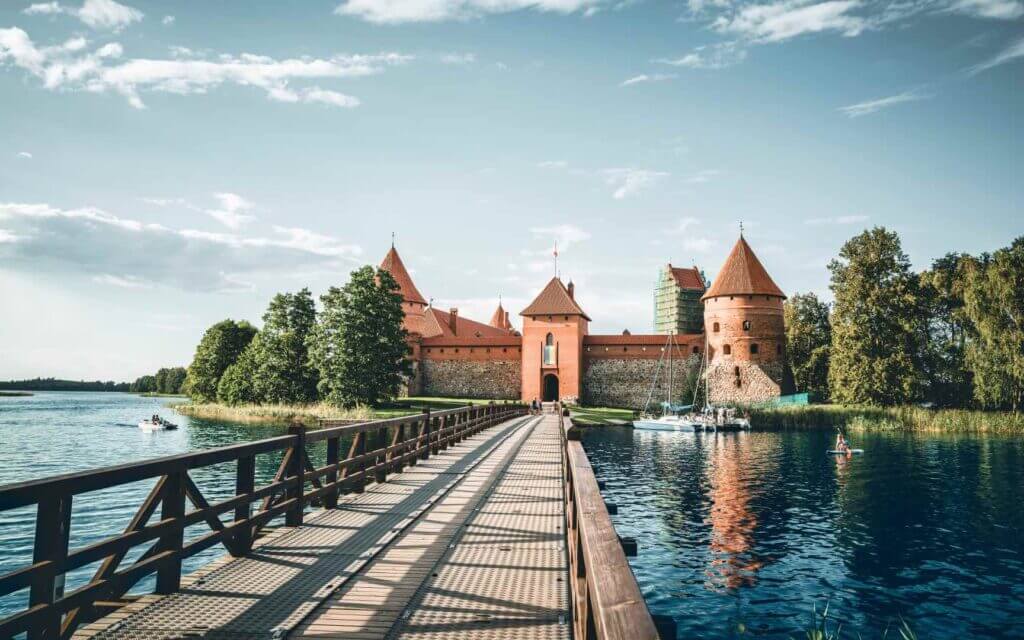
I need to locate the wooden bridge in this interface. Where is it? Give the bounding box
[0,403,667,640]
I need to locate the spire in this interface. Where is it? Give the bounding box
[489,298,514,331]
[702,235,785,300]
[379,246,427,305]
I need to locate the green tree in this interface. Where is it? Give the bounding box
[784,292,831,400]
[308,267,411,407]
[185,319,257,402]
[919,253,974,407]
[165,367,187,394]
[253,288,319,404]
[828,227,926,405]
[217,338,261,405]
[130,375,157,393]
[960,238,1024,412]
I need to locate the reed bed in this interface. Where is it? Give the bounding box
[175,402,376,426]
[750,404,1024,433]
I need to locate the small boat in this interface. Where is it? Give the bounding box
[138,416,178,431]
[633,415,703,432]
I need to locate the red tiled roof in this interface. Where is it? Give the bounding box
[702,236,785,300]
[489,303,514,331]
[379,247,427,305]
[668,265,706,291]
[584,334,703,346]
[422,307,516,339]
[520,278,591,320]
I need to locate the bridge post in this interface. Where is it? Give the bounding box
[233,455,255,555]
[156,470,185,594]
[28,495,72,640]
[324,437,340,509]
[375,427,388,485]
[286,424,306,526]
[420,408,430,461]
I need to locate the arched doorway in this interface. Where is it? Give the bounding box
[543,374,559,402]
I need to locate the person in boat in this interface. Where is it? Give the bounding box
[835,431,849,454]
[151,414,159,424]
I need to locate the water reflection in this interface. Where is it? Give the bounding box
[583,426,1024,639]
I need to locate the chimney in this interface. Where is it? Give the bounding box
[505,310,511,329]
[448,308,459,334]
[567,280,575,300]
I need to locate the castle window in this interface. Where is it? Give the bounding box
[750,343,759,354]
[777,344,782,355]
[723,344,731,355]
[502,348,507,353]
[734,366,740,375]
[546,333,554,346]
[693,346,699,354]
[440,349,445,353]
[623,347,628,352]
[736,379,742,387]
[454,348,459,353]
[748,295,753,300]
[713,322,720,332]
[742,320,751,331]
[486,348,490,353]
[564,316,569,321]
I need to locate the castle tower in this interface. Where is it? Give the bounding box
[489,300,514,332]
[380,246,428,337]
[520,278,590,403]
[654,263,707,335]
[702,235,790,404]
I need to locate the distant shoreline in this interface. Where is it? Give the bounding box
[0,391,33,397]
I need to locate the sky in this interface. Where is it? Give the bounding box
[0,0,1021,381]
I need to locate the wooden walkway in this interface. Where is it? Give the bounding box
[74,412,569,639]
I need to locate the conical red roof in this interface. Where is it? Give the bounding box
[380,247,427,305]
[702,236,785,300]
[520,278,591,320]
[489,303,514,331]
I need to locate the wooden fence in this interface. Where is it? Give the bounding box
[559,403,661,640]
[0,403,525,640]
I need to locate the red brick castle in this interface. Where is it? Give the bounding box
[381,234,792,408]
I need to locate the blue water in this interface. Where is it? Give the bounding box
[581,427,1024,639]
[0,392,288,620]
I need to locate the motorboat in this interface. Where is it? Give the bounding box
[138,415,178,431]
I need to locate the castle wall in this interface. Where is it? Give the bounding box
[580,335,703,409]
[420,337,522,400]
[706,362,784,405]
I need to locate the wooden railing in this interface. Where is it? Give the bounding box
[558,403,661,640]
[0,402,526,640]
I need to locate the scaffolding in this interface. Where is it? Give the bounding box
[653,265,705,335]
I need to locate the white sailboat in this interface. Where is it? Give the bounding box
[633,333,702,432]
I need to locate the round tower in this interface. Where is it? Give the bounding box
[702,234,789,404]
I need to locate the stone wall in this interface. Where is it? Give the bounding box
[421,358,521,399]
[582,356,701,410]
[706,361,784,405]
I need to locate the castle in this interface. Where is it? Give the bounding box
[381,234,792,408]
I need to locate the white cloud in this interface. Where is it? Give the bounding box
[684,169,721,183]
[537,160,569,169]
[949,0,1023,18]
[440,52,476,64]
[161,15,175,25]
[24,0,143,30]
[529,224,591,253]
[673,217,701,234]
[711,0,867,43]
[969,34,1024,74]
[653,42,748,69]
[0,229,24,243]
[602,168,669,199]
[619,73,676,86]
[805,215,869,224]
[0,202,362,292]
[683,236,716,253]
[335,0,605,23]
[838,90,929,117]
[206,192,255,229]
[0,28,409,109]
[17,151,33,159]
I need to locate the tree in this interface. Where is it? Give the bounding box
[253,288,318,404]
[784,292,831,401]
[217,338,260,405]
[130,375,157,393]
[919,253,974,407]
[185,319,257,402]
[828,227,926,405]
[960,238,1024,412]
[308,267,411,407]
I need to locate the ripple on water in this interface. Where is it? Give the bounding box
[582,426,1024,640]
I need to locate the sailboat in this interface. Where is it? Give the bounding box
[633,333,703,432]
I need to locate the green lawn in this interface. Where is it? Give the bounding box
[568,405,635,426]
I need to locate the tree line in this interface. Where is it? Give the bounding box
[785,228,1023,412]
[184,266,411,409]
[0,378,130,392]
[129,367,187,394]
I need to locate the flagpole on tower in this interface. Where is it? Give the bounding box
[553,242,559,279]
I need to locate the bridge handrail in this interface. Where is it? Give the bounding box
[558,403,659,640]
[0,401,527,640]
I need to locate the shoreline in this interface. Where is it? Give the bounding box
[0,391,34,397]
[172,397,503,426]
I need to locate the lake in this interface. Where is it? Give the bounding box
[0,391,288,619]
[1,394,1022,638]
[582,427,1024,639]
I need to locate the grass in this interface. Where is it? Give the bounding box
[0,391,33,397]
[750,404,1024,434]
[174,396,509,426]
[567,405,635,426]
[788,602,919,640]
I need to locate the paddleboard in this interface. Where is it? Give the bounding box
[827,449,864,455]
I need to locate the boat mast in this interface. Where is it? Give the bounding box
[668,331,673,409]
